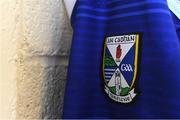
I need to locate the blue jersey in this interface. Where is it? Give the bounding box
[63,0,180,118]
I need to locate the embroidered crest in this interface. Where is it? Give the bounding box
[102,33,141,103]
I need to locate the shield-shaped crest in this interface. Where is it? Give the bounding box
[102,33,141,103]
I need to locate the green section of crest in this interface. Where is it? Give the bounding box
[110,86,116,94]
[109,87,130,96]
[120,87,130,96]
[104,56,116,67]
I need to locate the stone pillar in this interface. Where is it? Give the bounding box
[0,0,72,119]
[16,0,72,119]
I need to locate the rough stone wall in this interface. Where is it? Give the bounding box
[0,0,72,119]
[16,0,72,119]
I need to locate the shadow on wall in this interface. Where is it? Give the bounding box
[41,57,69,119]
[40,1,73,119]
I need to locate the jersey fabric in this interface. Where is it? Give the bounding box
[63,0,180,118]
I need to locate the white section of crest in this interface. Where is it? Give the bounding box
[107,43,135,66]
[108,69,129,88]
[167,0,180,19]
[64,0,77,18]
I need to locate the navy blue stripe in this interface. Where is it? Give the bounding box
[77,3,168,17]
[79,0,166,9]
[77,9,170,20]
[75,13,170,24]
[74,29,175,38]
[78,1,167,13]
[76,18,172,31]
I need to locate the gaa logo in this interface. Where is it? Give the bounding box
[102,33,141,103]
[121,64,133,72]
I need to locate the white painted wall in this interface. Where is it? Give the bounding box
[0,0,21,119]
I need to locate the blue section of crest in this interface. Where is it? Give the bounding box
[105,45,111,57]
[120,45,135,86]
